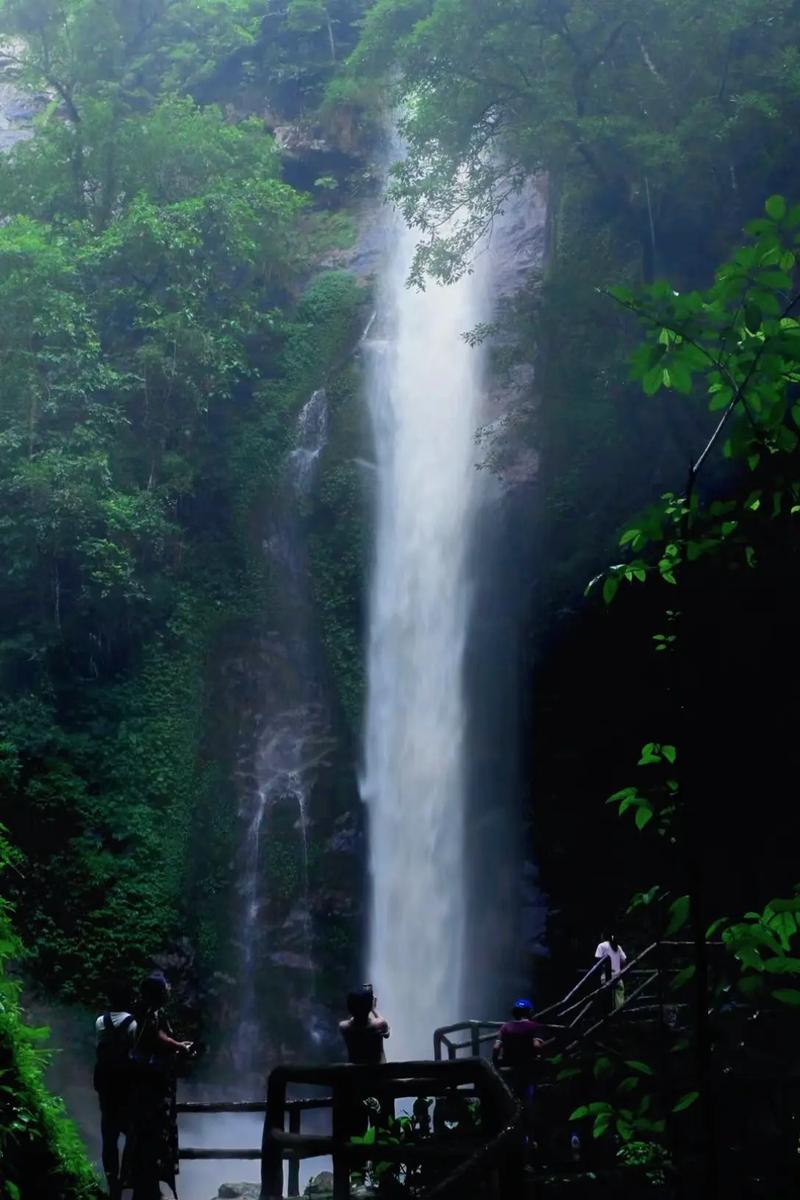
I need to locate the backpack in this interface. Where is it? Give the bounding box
[93,1013,134,1092]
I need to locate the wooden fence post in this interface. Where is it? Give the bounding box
[288,1107,301,1197]
[260,1070,286,1200]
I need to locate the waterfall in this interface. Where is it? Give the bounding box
[233,389,334,1073]
[361,206,490,1059]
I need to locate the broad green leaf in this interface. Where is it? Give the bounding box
[635,805,654,831]
[592,1114,611,1139]
[603,575,619,605]
[756,269,791,288]
[593,1055,612,1079]
[625,1059,654,1076]
[607,786,638,804]
[776,426,798,454]
[772,988,800,1006]
[672,1091,699,1113]
[642,365,664,395]
[671,965,696,990]
[557,1066,582,1080]
[766,195,787,221]
[744,302,762,332]
[569,1105,589,1120]
[665,895,690,937]
[735,945,764,972]
[710,391,734,420]
[764,906,793,934]
[764,957,800,974]
[668,360,693,394]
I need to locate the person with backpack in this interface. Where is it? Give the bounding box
[94,980,137,1200]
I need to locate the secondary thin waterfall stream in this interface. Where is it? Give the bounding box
[362,204,490,1058]
[233,389,334,1073]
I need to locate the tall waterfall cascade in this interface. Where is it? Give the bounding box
[361,209,491,1059]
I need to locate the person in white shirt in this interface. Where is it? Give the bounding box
[595,933,627,1011]
[94,981,138,1200]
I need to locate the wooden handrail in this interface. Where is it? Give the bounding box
[538,941,659,1022]
[261,1057,523,1200]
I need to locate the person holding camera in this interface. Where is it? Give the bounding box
[126,971,194,1200]
[339,984,390,1065]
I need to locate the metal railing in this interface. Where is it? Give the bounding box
[433,1019,502,1061]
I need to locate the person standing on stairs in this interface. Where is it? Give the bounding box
[493,999,545,1154]
[595,932,628,1011]
[493,999,545,1099]
[94,980,137,1200]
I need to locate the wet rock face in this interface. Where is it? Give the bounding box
[215,1185,261,1200]
[270,118,371,196]
[481,178,548,489]
[304,1171,334,1196]
[0,51,46,153]
[213,629,362,1076]
[488,178,548,306]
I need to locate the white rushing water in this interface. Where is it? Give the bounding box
[362,207,489,1059]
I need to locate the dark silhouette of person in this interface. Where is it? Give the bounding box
[94,980,137,1200]
[492,998,545,1103]
[127,972,193,1200]
[338,985,391,1138]
[339,985,390,1065]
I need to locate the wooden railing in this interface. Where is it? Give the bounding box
[431,941,719,1077]
[175,1057,522,1200]
[176,942,724,1197]
[175,1097,326,1197]
[260,1058,522,1200]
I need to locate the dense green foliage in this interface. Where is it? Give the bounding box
[0,0,365,1006]
[572,199,800,1183]
[0,830,101,1200]
[350,0,800,282]
[309,364,370,727]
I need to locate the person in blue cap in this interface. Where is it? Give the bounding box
[492,999,545,1104]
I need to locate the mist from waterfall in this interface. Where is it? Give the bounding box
[361,204,490,1059]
